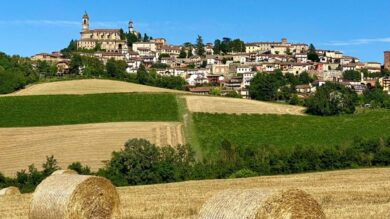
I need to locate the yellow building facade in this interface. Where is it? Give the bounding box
[77,12,128,53]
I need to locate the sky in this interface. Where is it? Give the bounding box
[0,0,389,63]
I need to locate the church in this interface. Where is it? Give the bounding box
[77,12,134,53]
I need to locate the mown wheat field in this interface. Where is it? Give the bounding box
[0,122,183,176]
[1,79,390,218]
[185,95,305,115]
[4,79,186,96]
[0,168,389,219]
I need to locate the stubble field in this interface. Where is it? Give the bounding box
[0,122,184,176]
[5,79,185,96]
[185,95,305,115]
[1,168,389,219]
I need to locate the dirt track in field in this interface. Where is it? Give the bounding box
[1,168,389,219]
[185,95,305,115]
[6,79,186,96]
[0,122,183,176]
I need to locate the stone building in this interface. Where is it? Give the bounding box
[384,51,390,70]
[77,12,128,53]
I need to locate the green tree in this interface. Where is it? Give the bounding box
[230,39,246,53]
[298,72,314,84]
[119,28,127,40]
[36,60,57,77]
[136,64,149,84]
[61,40,77,58]
[159,53,170,60]
[69,54,82,75]
[155,75,186,90]
[151,63,169,69]
[305,82,358,116]
[187,48,193,58]
[143,33,150,42]
[249,73,280,101]
[81,56,105,77]
[41,156,59,177]
[126,32,140,47]
[99,139,194,186]
[0,68,26,94]
[307,44,320,62]
[343,70,361,82]
[363,82,390,108]
[106,59,127,79]
[213,39,221,55]
[195,35,205,57]
[178,47,187,58]
[286,47,292,55]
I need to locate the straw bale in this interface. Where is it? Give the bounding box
[29,174,120,219]
[0,187,20,196]
[51,169,78,176]
[198,188,325,219]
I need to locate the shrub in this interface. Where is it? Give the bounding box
[229,169,258,179]
[68,162,92,175]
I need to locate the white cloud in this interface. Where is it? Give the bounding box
[323,37,390,46]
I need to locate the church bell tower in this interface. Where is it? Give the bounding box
[128,20,134,34]
[82,11,89,32]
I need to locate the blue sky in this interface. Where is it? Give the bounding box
[0,0,389,63]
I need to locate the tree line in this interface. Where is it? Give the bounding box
[249,70,315,104]
[2,136,390,192]
[249,69,390,116]
[0,52,39,94]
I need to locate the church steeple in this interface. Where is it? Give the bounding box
[82,11,89,32]
[128,20,134,34]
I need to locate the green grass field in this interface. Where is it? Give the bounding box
[0,93,179,127]
[193,109,390,155]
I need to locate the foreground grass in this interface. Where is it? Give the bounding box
[193,109,390,155]
[0,93,179,127]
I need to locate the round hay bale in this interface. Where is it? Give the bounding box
[51,169,78,176]
[198,188,325,219]
[29,174,121,219]
[0,186,21,196]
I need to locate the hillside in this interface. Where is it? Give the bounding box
[1,79,389,175]
[4,79,306,115]
[193,110,390,154]
[0,122,183,176]
[5,79,186,96]
[0,93,179,127]
[1,168,389,219]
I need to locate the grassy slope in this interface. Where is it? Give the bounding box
[176,96,203,159]
[193,109,390,155]
[0,93,179,127]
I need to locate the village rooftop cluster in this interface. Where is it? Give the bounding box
[31,12,390,98]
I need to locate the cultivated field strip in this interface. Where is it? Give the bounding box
[185,95,305,115]
[0,122,184,176]
[0,168,389,219]
[5,79,186,96]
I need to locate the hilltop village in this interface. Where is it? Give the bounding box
[31,12,390,98]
